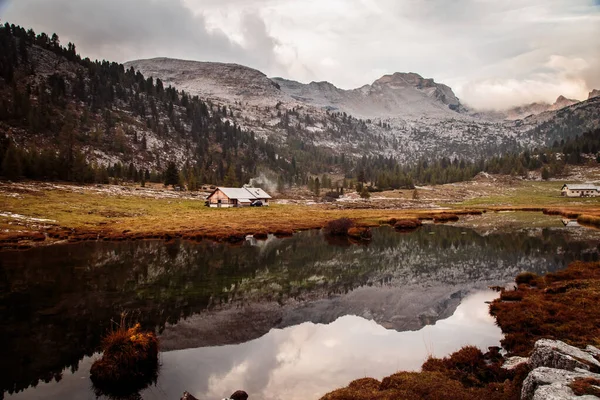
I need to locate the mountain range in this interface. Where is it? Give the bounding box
[126,57,600,162]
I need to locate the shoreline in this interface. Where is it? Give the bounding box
[321,260,600,400]
[1,180,599,250]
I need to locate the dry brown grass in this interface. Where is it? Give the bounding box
[569,378,600,396]
[90,321,159,397]
[490,261,600,356]
[1,181,598,248]
[320,346,529,400]
[393,219,422,230]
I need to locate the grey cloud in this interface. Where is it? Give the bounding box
[1,0,281,73]
[2,0,599,109]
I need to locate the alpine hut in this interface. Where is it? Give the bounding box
[206,187,272,208]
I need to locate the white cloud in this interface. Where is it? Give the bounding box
[3,0,600,109]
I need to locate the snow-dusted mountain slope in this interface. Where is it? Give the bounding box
[125,58,600,162]
[125,58,284,105]
[272,72,464,119]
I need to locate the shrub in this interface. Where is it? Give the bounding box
[325,218,355,236]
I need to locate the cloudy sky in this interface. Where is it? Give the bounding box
[1,0,599,109]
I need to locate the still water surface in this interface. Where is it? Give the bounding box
[1,222,599,399]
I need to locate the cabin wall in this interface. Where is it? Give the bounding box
[562,189,600,197]
[208,189,234,207]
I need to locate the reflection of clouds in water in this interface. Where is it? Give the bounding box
[154,290,501,400]
[5,291,500,400]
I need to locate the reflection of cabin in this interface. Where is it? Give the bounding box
[561,184,600,197]
[206,187,272,208]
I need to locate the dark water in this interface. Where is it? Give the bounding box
[1,223,599,400]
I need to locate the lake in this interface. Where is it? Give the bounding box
[1,221,599,399]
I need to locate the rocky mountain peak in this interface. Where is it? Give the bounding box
[373,72,427,88]
[589,89,600,100]
[551,95,578,110]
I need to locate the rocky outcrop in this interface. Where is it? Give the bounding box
[589,89,600,100]
[522,367,600,400]
[528,339,600,372]
[521,339,600,400]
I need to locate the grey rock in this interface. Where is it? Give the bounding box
[585,345,600,357]
[529,339,600,371]
[521,367,600,400]
[502,356,529,370]
[532,382,597,400]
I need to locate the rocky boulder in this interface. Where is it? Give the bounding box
[521,367,600,400]
[521,339,600,399]
[529,339,600,372]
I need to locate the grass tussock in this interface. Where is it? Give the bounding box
[490,261,600,356]
[347,227,372,241]
[433,213,460,223]
[393,219,422,230]
[578,214,600,228]
[515,272,539,286]
[569,378,600,396]
[90,321,159,397]
[325,218,355,236]
[320,346,529,400]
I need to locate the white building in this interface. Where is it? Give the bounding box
[560,184,600,197]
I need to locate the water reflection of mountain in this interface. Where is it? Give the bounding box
[0,225,599,397]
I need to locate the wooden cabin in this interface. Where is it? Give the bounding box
[561,184,600,197]
[206,187,272,208]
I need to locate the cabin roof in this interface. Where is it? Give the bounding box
[209,187,272,200]
[562,184,600,190]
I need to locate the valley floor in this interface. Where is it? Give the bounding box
[1,174,600,249]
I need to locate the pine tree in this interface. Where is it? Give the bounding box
[360,186,370,199]
[223,164,238,187]
[2,143,22,180]
[164,161,179,187]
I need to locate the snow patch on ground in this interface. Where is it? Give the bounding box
[0,212,56,223]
